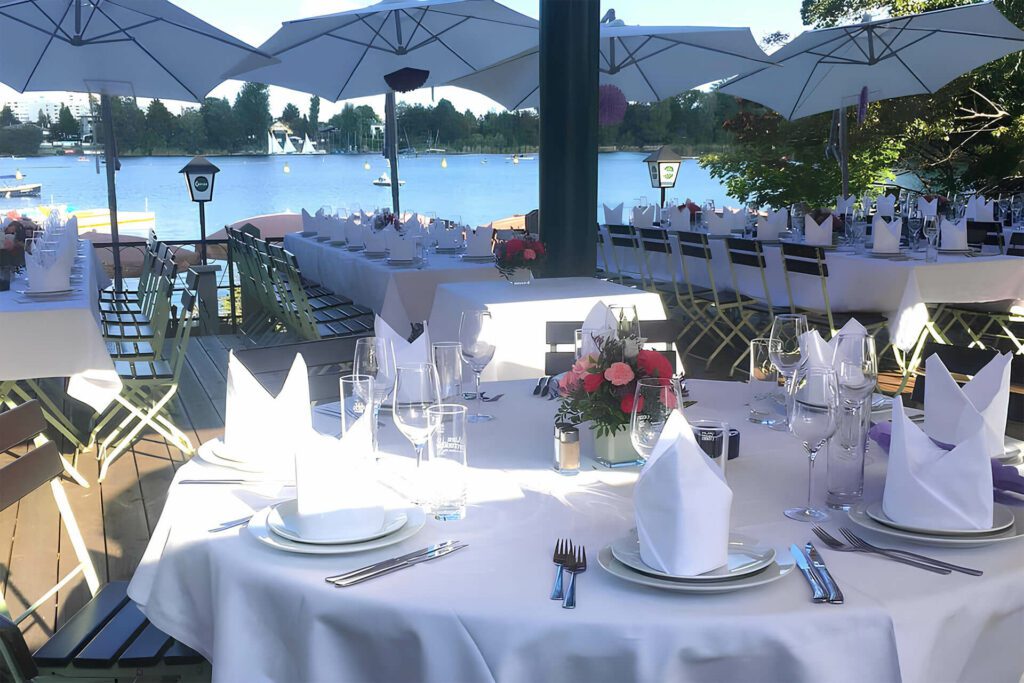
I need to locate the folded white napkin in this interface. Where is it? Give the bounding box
[756,208,787,240]
[975,198,995,222]
[804,214,833,246]
[388,236,416,261]
[872,216,901,253]
[603,202,624,225]
[924,352,1011,459]
[223,352,312,473]
[465,227,493,257]
[883,396,993,531]
[798,318,868,370]
[579,300,617,358]
[402,212,422,233]
[635,411,733,576]
[705,211,733,236]
[836,195,857,214]
[375,316,430,366]
[665,205,690,227]
[344,219,363,247]
[861,194,873,213]
[301,208,318,234]
[723,207,747,229]
[876,194,897,218]
[435,228,464,249]
[363,228,386,253]
[632,205,656,228]
[918,197,939,217]
[940,217,968,251]
[294,413,386,540]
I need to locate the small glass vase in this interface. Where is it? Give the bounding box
[592,428,643,468]
[504,267,533,285]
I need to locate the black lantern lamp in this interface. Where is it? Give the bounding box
[643,146,682,208]
[179,156,220,264]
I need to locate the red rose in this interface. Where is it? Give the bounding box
[637,349,673,378]
[620,393,643,414]
[505,239,525,257]
[532,242,545,256]
[583,372,604,393]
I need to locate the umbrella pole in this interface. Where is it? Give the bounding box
[385,91,400,216]
[100,94,123,289]
[838,105,849,198]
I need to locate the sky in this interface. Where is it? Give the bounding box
[0,0,810,119]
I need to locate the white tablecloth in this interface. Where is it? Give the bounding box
[283,232,501,335]
[427,277,667,381]
[0,242,119,412]
[128,378,1024,683]
[608,232,1024,350]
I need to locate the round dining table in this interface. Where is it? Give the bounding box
[128,379,1024,683]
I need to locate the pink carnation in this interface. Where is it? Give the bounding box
[523,248,536,261]
[604,362,635,386]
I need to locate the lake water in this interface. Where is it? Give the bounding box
[2,152,734,240]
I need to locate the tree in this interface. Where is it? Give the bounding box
[0,124,43,156]
[54,104,80,140]
[35,110,50,128]
[308,95,320,141]
[175,109,207,153]
[201,97,239,151]
[281,102,301,125]
[0,106,17,127]
[144,99,175,150]
[233,82,272,150]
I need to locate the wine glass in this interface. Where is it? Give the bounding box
[785,366,839,522]
[768,314,808,420]
[833,333,878,407]
[393,363,441,468]
[923,215,939,261]
[459,310,497,423]
[748,338,786,429]
[608,304,641,339]
[353,337,397,455]
[629,377,682,462]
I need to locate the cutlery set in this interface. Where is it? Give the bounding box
[324,540,467,587]
[550,539,587,608]
[812,527,982,576]
[790,543,841,603]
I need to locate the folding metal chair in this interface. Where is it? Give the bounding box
[724,237,790,376]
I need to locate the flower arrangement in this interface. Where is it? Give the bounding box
[556,334,690,437]
[494,235,546,279]
[0,220,26,268]
[373,210,398,231]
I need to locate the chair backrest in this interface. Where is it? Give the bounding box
[779,242,835,328]
[233,337,363,403]
[1006,231,1023,257]
[725,237,773,309]
[909,343,1023,420]
[543,320,679,375]
[965,220,1005,250]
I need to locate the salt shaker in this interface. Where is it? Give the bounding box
[554,424,580,476]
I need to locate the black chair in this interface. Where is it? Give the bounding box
[544,320,680,376]
[965,220,1005,252]
[603,224,645,287]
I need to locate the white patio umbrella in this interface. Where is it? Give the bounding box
[0,0,272,286]
[718,2,1024,194]
[448,15,773,110]
[231,0,538,214]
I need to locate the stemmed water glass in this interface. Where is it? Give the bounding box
[923,216,939,261]
[629,377,683,462]
[748,338,785,429]
[459,310,497,423]
[353,337,397,455]
[768,314,808,422]
[785,366,839,522]
[392,363,441,469]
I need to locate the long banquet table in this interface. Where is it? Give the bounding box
[607,232,1024,350]
[128,379,1023,683]
[428,277,667,381]
[283,232,502,334]
[0,241,120,412]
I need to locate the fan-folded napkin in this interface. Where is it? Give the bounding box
[665,205,690,227]
[836,195,857,214]
[363,227,386,253]
[388,236,416,261]
[631,205,656,228]
[918,197,939,217]
[876,194,897,218]
[579,301,617,358]
[344,219,363,247]
[882,396,993,530]
[603,202,624,225]
[375,316,430,366]
[940,217,968,251]
[756,208,787,240]
[965,196,995,222]
[635,411,733,576]
[872,216,901,253]
[924,352,1011,459]
[798,319,868,370]
[705,211,736,236]
[804,215,833,246]
[465,227,493,257]
[435,228,464,249]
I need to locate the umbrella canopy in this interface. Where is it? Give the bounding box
[719,3,1024,121]
[0,0,272,286]
[449,19,772,110]
[231,0,537,215]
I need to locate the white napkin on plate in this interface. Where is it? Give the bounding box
[723,207,746,229]
[375,316,430,366]
[756,208,787,240]
[388,236,416,261]
[882,396,993,530]
[876,194,897,218]
[872,216,901,253]
[579,300,617,358]
[861,194,873,213]
[603,202,624,225]
[924,352,1011,459]
[918,197,939,217]
[635,411,733,576]
[344,219,363,247]
[301,208,318,234]
[223,352,312,473]
[363,228,386,253]
[665,205,690,227]
[632,206,656,228]
[465,227,493,257]
[964,196,995,222]
[798,319,868,370]
[436,228,464,250]
[836,195,857,214]
[940,217,968,251]
[705,211,733,236]
[294,413,385,540]
[804,214,833,246]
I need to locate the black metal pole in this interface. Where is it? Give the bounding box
[100,94,123,289]
[198,201,208,265]
[385,91,400,216]
[539,0,600,277]
[839,106,849,198]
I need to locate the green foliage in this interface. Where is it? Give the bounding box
[200,97,239,151]
[0,124,43,156]
[54,105,80,140]
[0,106,17,127]
[233,82,272,151]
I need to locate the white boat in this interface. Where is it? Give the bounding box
[281,135,298,155]
[301,134,326,155]
[0,182,41,198]
[372,172,405,187]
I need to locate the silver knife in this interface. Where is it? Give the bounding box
[790,544,827,603]
[805,542,844,604]
[333,543,468,587]
[324,540,458,583]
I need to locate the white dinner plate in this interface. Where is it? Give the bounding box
[847,502,1021,548]
[386,258,417,266]
[248,505,425,555]
[598,546,794,594]
[864,501,1015,537]
[329,240,347,247]
[866,251,903,259]
[610,530,775,582]
[315,235,331,242]
[435,247,464,254]
[938,248,974,255]
[347,245,365,252]
[364,251,387,259]
[267,499,410,545]
[195,438,269,473]
[461,254,494,262]
[20,288,75,298]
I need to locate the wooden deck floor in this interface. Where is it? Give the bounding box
[0,334,245,652]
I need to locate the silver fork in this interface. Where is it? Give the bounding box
[811,526,950,574]
[550,538,572,600]
[562,545,587,609]
[838,527,982,576]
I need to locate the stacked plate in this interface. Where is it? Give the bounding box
[848,501,1021,548]
[248,499,426,555]
[598,530,793,594]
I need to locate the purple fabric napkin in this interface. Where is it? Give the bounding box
[868,421,1024,505]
